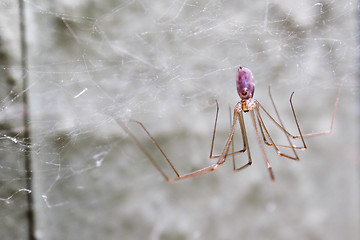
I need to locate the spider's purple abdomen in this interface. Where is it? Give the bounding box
[236,67,255,100]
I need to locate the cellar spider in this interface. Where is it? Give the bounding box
[117,67,340,182]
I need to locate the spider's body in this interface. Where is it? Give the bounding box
[238,98,257,113]
[236,66,255,100]
[236,67,257,113]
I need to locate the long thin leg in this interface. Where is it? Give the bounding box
[258,107,306,151]
[255,107,299,160]
[210,101,248,159]
[257,88,306,152]
[262,85,340,151]
[258,84,341,143]
[223,107,252,171]
[250,110,275,181]
[233,111,252,171]
[116,120,174,181]
[215,110,240,165]
[230,105,235,167]
[267,88,301,160]
[117,120,222,182]
[272,91,307,150]
[209,100,220,159]
[229,105,251,171]
[293,84,341,138]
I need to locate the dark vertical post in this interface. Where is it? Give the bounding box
[18,1,36,240]
[357,1,360,223]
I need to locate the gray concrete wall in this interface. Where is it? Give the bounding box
[0,0,358,239]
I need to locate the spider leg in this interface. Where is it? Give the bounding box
[292,83,341,138]
[258,88,308,151]
[213,105,251,171]
[250,109,275,181]
[257,110,270,145]
[258,102,306,150]
[268,84,340,150]
[258,83,341,150]
[230,105,235,165]
[257,88,301,159]
[167,164,220,182]
[232,111,252,171]
[116,120,174,181]
[209,101,247,159]
[209,99,220,159]
[255,107,299,160]
[215,109,239,165]
[117,118,233,182]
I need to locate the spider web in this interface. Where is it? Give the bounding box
[0,0,358,239]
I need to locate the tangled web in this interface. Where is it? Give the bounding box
[0,0,358,239]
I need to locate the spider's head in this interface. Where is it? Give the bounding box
[236,66,255,100]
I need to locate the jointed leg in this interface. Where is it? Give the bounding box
[255,107,299,160]
[232,111,252,171]
[250,110,275,181]
[117,120,222,182]
[256,88,301,160]
[215,109,239,165]
[210,101,248,159]
[117,120,173,181]
[258,89,307,151]
[209,100,220,159]
[295,84,341,138]
[258,84,341,145]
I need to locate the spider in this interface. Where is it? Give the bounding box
[117,67,340,182]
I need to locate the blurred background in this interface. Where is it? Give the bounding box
[0,0,358,239]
